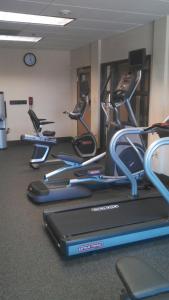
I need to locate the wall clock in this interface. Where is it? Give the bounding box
[23,53,37,66]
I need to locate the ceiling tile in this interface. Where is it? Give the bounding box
[0,0,49,14]
[4,41,36,48]
[43,4,158,25]
[0,0,168,50]
[0,21,26,31]
[17,0,53,4]
[0,40,8,47]
[20,23,116,37]
[32,38,91,50]
[69,19,137,31]
[51,0,169,15]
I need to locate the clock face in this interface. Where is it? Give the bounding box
[23,53,36,66]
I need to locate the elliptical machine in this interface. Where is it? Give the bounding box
[21,80,97,169]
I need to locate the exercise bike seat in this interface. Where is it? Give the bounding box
[42,130,55,137]
[116,257,169,300]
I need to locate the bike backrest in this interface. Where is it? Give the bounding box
[28,109,41,133]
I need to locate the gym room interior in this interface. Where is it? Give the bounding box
[1,1,169,300]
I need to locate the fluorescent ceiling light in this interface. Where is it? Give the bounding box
[0,11,74,26]
[0,35,41,42]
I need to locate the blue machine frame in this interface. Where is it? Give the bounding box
[66,226,169,256]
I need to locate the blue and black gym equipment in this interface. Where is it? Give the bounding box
[43,122,169,257]
[21,80,97,169]
[116,256,169,300]
[27,49,146,204]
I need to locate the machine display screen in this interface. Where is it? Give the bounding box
[128,48,146,68]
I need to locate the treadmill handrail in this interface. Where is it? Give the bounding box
[124,70,142,127]
[144,137,169,204]
[109,127,145,197]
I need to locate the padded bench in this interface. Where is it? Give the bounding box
[116,257,169,300]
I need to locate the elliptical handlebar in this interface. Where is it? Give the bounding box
[101,101,113,127]
[114,70,142,128]
[109,127,145,197]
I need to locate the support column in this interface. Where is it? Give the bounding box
[149,16,169,174]
[90,40,101,145]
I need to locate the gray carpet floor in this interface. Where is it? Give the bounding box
[1,142,169,300]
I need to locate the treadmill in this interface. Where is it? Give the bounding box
[43,123,169,257]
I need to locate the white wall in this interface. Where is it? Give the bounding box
[90,40,101,143]
[70,44,91,68]
[0,48,72,140]
[101,23,153,63]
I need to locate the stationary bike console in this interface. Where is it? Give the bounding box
[66,80,90,120]
[68,100,86,120]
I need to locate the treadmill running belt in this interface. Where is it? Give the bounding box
[46,197,168,237]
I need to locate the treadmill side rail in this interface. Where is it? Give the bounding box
[144,137,169,204]
[66,224,169,256]
[44,216,169,257]
[109,127,145,197]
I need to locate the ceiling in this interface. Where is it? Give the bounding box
[0,0,169,50]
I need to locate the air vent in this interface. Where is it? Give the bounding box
[0,29,21,35]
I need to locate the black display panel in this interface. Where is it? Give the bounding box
[128,48,146,68]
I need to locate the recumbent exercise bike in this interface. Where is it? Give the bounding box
[21,80,97,169]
